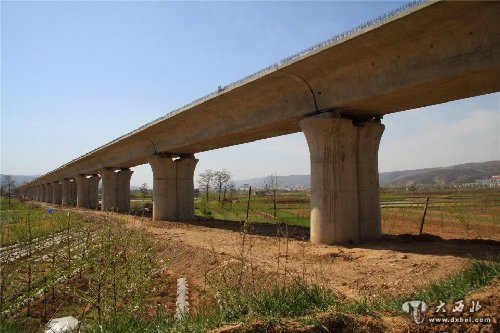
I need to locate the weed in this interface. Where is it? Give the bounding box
[372,259,500,312]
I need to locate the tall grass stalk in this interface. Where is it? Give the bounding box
[66,212,71,270]
[0,219,5,321]
[26,210,32,317]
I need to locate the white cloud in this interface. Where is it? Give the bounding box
[380,95,500,172]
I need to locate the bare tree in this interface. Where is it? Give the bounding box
[139,183,149,202]
[227,182,236,200]
[1,175,15,205]
[198,169,215,202]
[213,169,232,202]
[264,174,281,218]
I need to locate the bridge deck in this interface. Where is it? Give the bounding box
[23,1,500,186]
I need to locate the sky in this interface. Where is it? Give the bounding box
[1,1,499,187]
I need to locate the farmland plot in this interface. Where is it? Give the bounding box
[0,200,173,332]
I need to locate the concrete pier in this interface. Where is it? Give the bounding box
[42,184,46,202]
[300,114,384,245]
[100,169,118,211]
[116,169,133,212]
[176,156,199,220]
[357,121,385,242]
[70,180,77,205]
[61,179,72,206]
[52,181,62,205]
[76,175,90,208]
[148,155,198,221]
[88,175,100,209]
[45,183,53,203]
[148,157,178,221]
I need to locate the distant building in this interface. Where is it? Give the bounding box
[239,184,250,191]
[284,185,305,192]
[475,175,500,187]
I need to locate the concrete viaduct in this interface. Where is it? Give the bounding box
[19,1,500,245]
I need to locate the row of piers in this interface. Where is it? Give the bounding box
[23,114,384,245]
[25,155,198,220]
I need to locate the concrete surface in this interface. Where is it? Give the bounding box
[300,114,384,244]
[88,175,100,209]
[149,157,178,221]
[116,169,133,212]
[61,179,72,206]
[52,181,62,205]
[100,169,118,211]
[76,175,90,208]
[175,157,199,221]
[45,184,52,203]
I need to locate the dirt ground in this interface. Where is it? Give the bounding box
[62,207,498,301]
[381,216,500,242]
[39,203,500,331]
[123,213,500,332]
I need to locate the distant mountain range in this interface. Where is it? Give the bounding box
[233,161,500,188]
[233,175,311,189]
[0,174,39,187]
[379,161,500,186]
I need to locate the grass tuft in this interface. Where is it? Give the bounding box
[373,259,500,312]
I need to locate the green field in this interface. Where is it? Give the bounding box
[0,199,165,332]
[192,187,500,239]
[195,191,310,227]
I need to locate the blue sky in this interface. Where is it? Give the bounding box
[1,1,499,186]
